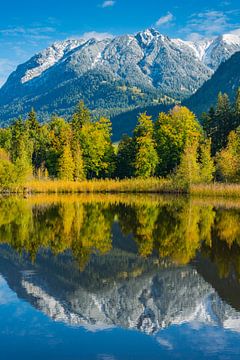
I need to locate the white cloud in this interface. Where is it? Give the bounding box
[156,337,173,350]
[230,28,240,36]
[156,12,173,27]
[101,1,115,8]
[80,31,114,41]
[182,10,240,39]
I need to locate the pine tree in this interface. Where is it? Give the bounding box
[116,135,135,178]
[201,106,215,138]
[71,101,91,132]
[212,93,233,153]
[234,88,240,129]
[58,144,74,181]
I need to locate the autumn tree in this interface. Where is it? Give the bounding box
[58,143,75,181]
[199,139,215,183]
[155,106,201,176]
[133,113,158,178]
[216,128,240,182]
[175,140,200,189]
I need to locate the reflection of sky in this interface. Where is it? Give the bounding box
[0,277,240,360]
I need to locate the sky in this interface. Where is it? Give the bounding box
[0,0,240,86]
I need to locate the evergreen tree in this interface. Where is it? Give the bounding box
[71,101,91,132]
[116,135,135,178]
[201,106,215,138]
[211,93,233,154]
[234,88,240,129]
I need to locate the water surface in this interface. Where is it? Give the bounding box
[0,195,240,359]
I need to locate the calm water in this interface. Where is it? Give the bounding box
[0,195,240,359]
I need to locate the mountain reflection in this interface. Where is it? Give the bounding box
[0,195,240,333]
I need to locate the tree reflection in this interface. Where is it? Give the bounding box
[0,196,239,278]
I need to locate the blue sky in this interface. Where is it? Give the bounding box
[0,0,240,85]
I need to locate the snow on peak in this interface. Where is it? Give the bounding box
[21,39,83,84]
[219,33,240,45]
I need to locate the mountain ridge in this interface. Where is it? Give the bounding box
[0,29,240,125]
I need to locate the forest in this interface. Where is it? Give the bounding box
[0,89,239,192]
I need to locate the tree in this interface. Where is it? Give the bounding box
[133,113,158,178]
[46,116,72,177]
[155,106,201,176]
[116,135,135,178]
[71,101,91,132]
[80,117,116,178]
[0,149,16,189]
[216,128,240,182]
[211,92,233,154]
[72,143,85,181]
[58,143,75,181]
[234,88,240,129]
[14,137,33,183]
[199,139,215,183]
[175,141,200,189]
[201,106,215,138]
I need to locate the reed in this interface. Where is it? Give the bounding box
[190,183,240,198]
[23,178,176,194]
[2,178,240,197]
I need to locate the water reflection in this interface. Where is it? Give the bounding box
[0,195,240,335]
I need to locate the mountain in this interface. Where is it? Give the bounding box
[185,50,240,115]
[1,245,240,335]
[0,29,240,125]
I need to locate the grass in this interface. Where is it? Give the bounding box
[190,183,240,198]
[23,178,176,194]
[1,178,240,197]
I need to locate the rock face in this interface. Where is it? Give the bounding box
[0,29,240,124]
[1,246,240,335]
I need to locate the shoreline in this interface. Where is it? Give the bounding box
[1,179,240,198]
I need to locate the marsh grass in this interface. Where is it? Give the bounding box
[190,183,240,198]
[2,178,240,198]
[24,178,176,194]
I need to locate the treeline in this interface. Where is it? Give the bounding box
[0,89,239,189]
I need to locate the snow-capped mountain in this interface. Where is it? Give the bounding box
[0,28,240,124]
[1,246,240,336]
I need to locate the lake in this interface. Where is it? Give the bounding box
[0,194,240,359]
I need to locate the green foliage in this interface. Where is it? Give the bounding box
[0,149,17,189]
[115,135,135,178]
[216,128,240,183]
[2,95,240,189]
[133,113,158,178]
[199,139,215,183]
[58,144,75,181]
[155,106,202,176]
[175,141,200,189]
